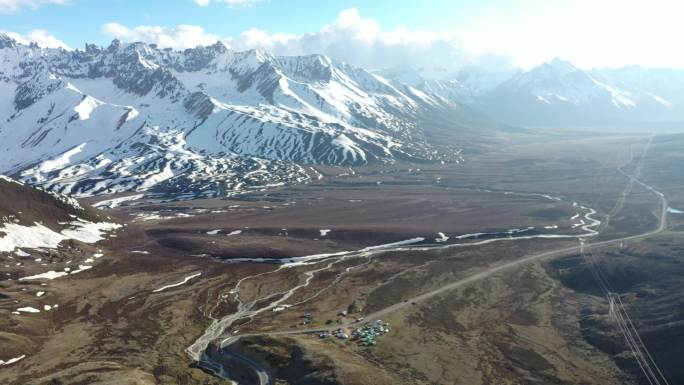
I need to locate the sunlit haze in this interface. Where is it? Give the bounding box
[2,0,683,71]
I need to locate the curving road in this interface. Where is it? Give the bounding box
[356,186,666,325]
[230,178,666,340]
[221,347,271,385]
[343,135,668,328]
[210,138,668,384]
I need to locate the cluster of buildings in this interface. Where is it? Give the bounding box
[319,319,392,347]
[351,320,391,346]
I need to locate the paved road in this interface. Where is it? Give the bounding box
[214,144,668,383]
[226,158,669,340]
[220,346,271,385]
[358,188,666,325]
[309,138,669,330]
[239,183,666,339]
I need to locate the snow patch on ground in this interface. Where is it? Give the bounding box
[93,194,144,209]
[0,222,68,252]
[435,232,449,243]
[319,229,331,237]
[16,306,40,313]
[0,355,26,366]
[0,174,23,185]
[152,272,202,293]
[0,215,118,255]
[131,212,194,222]
[69,265,93,275]
[19,270,69,280]
[60,219,122,243]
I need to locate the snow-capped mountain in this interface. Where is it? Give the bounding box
[0,35,467,197]
[380,59,684,127]
[590,66,684,122]
[477,58,684,126]
[454,65,521,96]
[379,65,522,106]
[4,32,681,199]
[376,67,475,104]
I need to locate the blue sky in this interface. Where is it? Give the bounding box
[2,0,684,70]
[1,0,470,48]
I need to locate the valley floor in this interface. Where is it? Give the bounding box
[2,129,684,385]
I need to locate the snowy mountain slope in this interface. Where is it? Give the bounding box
[379,60,684,127]
[476,58,684,126]
[378,65,522,106]
[377,67,476,105]
[454,66,520,96]
[590,67,684,122]
[0,35,471,197]
[0,175,119,254]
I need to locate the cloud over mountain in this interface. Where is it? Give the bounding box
[101,23,219,50]
[0,29,69,49]
[102,8,481,72]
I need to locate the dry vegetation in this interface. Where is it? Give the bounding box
[3,130,684,385]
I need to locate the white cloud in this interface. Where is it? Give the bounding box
[0,0,67,13]
[101,8,480,73]
[225,8,472,72]
[227,8,500,72]
[102,22,219,50]
[193,0,262,7]
[1,29,70,49]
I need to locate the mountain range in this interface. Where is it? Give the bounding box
[390,58,684,127]
[0,34,481,198]
[1,34,683,198]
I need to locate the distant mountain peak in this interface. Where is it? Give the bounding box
[548,57,576,67]
[207,40,228,53]
[107,38,122,51]
[530,57,581,78]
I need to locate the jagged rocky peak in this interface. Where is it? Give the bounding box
[276,54,334,83]
[187,40,228,56]
[0,32,18,49]
[107,38,122,52]
[546,57,579,72]
[228,49,274,72]
[501,57,597,91]
[177,40,230,72]
[514,58,581,83]
[84,43,101,54]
